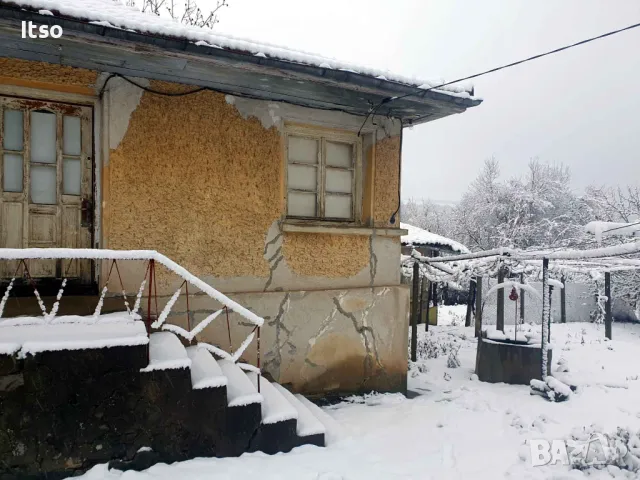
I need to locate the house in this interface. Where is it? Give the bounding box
[0,0,482,398]
[401,222,470,257]
[400,222,470,323]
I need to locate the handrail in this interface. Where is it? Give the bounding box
[0,248,264,327]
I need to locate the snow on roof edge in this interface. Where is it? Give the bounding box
[400,222,470,254]
[3,0,477,100]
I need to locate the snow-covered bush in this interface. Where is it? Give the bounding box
[566,426,640,473]
[416,332,457,360]
[446,345,461,368]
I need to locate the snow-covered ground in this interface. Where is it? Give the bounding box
[75,307,640,480]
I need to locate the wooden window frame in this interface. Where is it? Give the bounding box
[284,124,363,224]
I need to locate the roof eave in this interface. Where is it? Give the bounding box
[0,4,482,123]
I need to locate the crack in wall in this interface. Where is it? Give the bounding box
[332,293,388,386]
[263,222,284,292]
[369,234,378,289]
[262,293,291,380]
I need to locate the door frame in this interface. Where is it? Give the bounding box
[0,82,102,296]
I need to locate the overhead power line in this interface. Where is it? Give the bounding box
[358,20,640,135]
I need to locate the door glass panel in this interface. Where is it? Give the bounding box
[288,136,318,164]
[3,110,23,151]
[326,141,352,168]
[63,158,81,195]
[325,194,352,219]
[288,191,316,217]
[63,116,81,156]
[3,153,23,192]
[30,111,56,163]
[30,165,56,204]
[325,169,352,194]
[287,164,316,191]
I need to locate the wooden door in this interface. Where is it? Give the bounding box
[0,96,93,284]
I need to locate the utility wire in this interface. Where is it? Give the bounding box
[357,20,640,135]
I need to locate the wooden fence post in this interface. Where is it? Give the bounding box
[411,262,420,362]
[421,276,429,326]
[475,276,483,337]
[520,273,525,324]
[496,266,505,331]
[541,258,550,379]
[560,276,567,324]
[605,272,612,340]
[465,279,475,327]
[424,277,432,332]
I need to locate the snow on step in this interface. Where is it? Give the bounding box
[247,372,298,425]
[218,359,263,407]
[185,346,227,389]
[140,332,191,372]
[0,315,148,357]
[272,383,325,436]
[295,394,347,445]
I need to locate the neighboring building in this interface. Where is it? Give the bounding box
[400,222,470,257]
[0,0,481,395]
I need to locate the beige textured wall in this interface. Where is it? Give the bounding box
[282,233,369,278]
[106,81,401,289]
[373,135,402,227]
[108,82,282,280]
[0,58,97,89]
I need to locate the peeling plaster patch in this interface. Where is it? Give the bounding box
[224,94,401,139]
[106,75,149,150]
[226,95,283,130]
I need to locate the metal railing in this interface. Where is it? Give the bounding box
[0,248,263,388]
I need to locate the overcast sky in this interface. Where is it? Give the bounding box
[213,0,640,203]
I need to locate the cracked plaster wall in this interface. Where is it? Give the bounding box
[167,285,410,395]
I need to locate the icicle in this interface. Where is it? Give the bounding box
[0,277,15,318]
[46,278,67,323]
[151,287,181,329]
[131,279,146,319]
[91,286,109,322]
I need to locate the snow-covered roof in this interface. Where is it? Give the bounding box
[4,0,475,100]
[585,221,640,239]
[400,222,470,254]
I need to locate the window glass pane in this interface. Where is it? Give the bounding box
[3,110,23,151]
[30,111,56,164]
[325,169,353,194]
[3,153,23,192]
[288,191,316,217]
[30,165,56,204]
[288,136,318,164]
[63,158,81,195]
[325,194,352,219]
[288,164,316,191]
[326,141,352,168]
[63,116,81,156]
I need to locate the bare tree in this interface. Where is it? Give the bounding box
[129,0,229,29]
